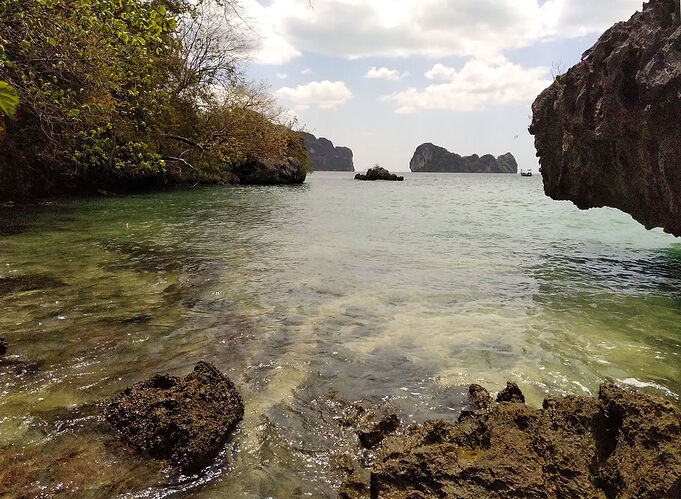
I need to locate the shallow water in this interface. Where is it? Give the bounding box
[1,172,680,496]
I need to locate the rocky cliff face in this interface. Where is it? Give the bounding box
[530,0,681,235]
[300,132,354,172]
[410,143,518,173]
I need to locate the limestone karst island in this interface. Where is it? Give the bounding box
[1,0,680,497]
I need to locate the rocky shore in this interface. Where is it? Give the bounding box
[339,382,681,498]
[530,0,681,235]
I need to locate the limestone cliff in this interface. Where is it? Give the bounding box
[410,143,518,173]
[530,0,681,235]
[300,132,354,172]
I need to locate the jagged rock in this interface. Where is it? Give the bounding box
[410,143,518,173]
[105,362,244,472]
[530,0,681,236]
[0,337,6,356]
[340,401,401,449]
[367,383,681,498]
[300,132,354,172]
[232,155,306,185]
[355,166,404,181]
[468,384,491,409]
[357,414,400,450]
[336,454,371,499]
[496,381,525,403]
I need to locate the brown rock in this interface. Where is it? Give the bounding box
[367,383,681,498]
[105,362,244,472]
[496,381,525,403]
[357,414,400,450]
[530,0,681,236]
[468,384,491,409]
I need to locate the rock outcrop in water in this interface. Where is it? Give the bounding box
[341,382,681,498]
[410,143,518,173]
[231,155,307,185]
[300,132,355,172]
[355,166,404,181]
[105,362,244,472]
[530,0,681,236]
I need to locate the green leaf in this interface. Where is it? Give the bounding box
[47,36,57,47]
[0,81,19,119]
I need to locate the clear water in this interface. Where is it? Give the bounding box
[1,172,680,497]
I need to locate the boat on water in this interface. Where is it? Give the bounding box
[520,169,533,177]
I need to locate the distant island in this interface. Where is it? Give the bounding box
[410,143,518,174]
[300,132,355,172]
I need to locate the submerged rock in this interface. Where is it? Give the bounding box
[355,166,404,181]
[232,155,306,185]
[354,382,681,498]
[410,143,518,173]
[300,132,355,172]
[530,0,681,236]
[0,337,6,356]
[105,362,244,472]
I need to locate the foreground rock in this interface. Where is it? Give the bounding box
[355,166,404,181]
[345,382,681,498]
[105,362,244,472]
[231,155,307,185]
[300,132,355,171]
[0,337,6,356]
[410,143,518,173]
[530,0,681,236]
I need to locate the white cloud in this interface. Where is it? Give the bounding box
[244,0,641,65]
[425,64,458,82]
[301,68,312,75]
[276,73,288,79]
[383,58,551,113]
[240,0,300,64]
[275,80,353,110]
[365,66,409,81]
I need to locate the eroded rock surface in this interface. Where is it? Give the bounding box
[300,132,354,172]
[105,362,244,472]
[355,166,404,181]
[232,155,306,185]
[496,381,525,403]
[530,0,681,235]
[345,382,681,498]
[410,143,518,173]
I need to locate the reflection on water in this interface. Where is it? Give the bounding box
[1,173,680,496]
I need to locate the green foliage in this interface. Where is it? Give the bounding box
[0,81,19,118]
[0,0,299,197]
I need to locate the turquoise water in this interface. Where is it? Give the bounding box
[1,172,680,496]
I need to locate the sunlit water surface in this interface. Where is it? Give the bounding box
[1,173,680,496]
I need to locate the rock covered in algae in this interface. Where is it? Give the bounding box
[105,361,244,472]
[530,0,681,236]
[343,382,681,498]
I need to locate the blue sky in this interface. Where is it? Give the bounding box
[240,0,643,171]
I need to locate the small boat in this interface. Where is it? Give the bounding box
[520,169,533,177]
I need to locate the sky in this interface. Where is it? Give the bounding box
[238,0,644,172]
